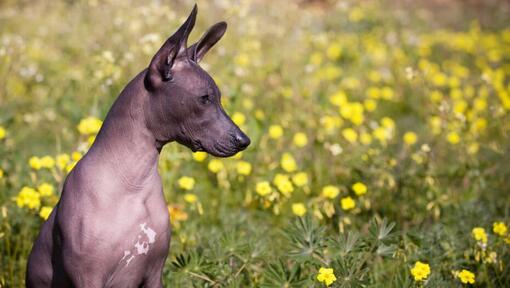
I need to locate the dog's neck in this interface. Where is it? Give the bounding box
[87,71,163,189]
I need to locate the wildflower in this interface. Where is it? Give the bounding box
[292,203,307,216]
[168,205,188,227]
[447,132,460,145]
[316,267,337,286]
[322,186,339,199]
[66,161,77,173]
[410,261,431,281]
[0,169,3,179]
[39,206,53,220]
[0,126,6,139]
[38,183,54,197]
[341,196,355,211]
[352,182,367,196]
[40,156,55,169]
[231,112,246,126]
[458,269,475,284]
[236,161,252,176]
[403,132,418,146]
[56,154,70,170]
[292,172,308,187]
[192,151,207,162]
[273,174,294,197]
[326,43,342,60]
[177,176,195,190]
[269,125,283,139]
[29,156,42,170]
[329,91,347,107]
[493,222,508,236]
[293,132,308,147]
[183,193,198,204]
[15,186,41,210]
[208,159,224,173]
[77,116,102,135]
[360,132,372,145]
[342,128,358,143]
[364,99,377,111]
[472,227,488,244]
[280,153,297,172]
[255,181,272,197]
[71,151,82,161]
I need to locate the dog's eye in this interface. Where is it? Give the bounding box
[199,94,211,104]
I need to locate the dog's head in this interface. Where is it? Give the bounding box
[144,5,250,157]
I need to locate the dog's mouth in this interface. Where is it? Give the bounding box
[196,140,244,158]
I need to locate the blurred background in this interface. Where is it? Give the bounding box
[1,0,510,286]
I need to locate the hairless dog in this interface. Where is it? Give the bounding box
[26,5,250,287]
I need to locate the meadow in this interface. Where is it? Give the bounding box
[1,0,510,286]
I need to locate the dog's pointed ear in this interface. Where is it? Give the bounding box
[189,21,227,63]
[145,4,197,89]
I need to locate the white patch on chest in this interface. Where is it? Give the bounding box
[140,223,157,244]
[120,223,158,267]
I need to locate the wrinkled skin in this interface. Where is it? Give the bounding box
[26,5,249,288]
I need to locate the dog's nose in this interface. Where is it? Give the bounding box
[234,133,251,149]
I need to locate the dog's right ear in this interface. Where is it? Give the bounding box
[145,5,197,90]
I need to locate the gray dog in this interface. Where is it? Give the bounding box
[26,5,250,287]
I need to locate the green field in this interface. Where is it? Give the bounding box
[1,0,510,286]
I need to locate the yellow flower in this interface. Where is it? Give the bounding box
[472,227,488,244]
[293,132,308,147]
[0,169,3,179]
[177,176,195,190]
[364,99,377,111]
[327,43,342,60]
[292,203,307,216]
[29,156,42,170]
[410,261,431,281]
[403,132,418,146]
[0,126,6,140]
[183,193,198,203]
[231,112,246,126]
[493,222,508,236]
[71,151,82,161]
[38,183,54,197]
[40,156,55,169]
[236,161,252,176]
[342,128,358,143]
[255,181,272,197]
[316,267,337,286]
[280,153,297,172]
[322,185,339,199]
[66,161,77,173]
[77,116,103,135]
[273,174,294,197]
[341,196,355,211]
[192,151,207,162]
[39,206,53,220]
[458,269,475,284]
[56,154,70,170]
[15,186,41,210]
[292,172,308,187]
[208,159,224,173]
[352,182,367,196]
[447,132,460,145]
[269,125,283,139]
[329,91,347,107]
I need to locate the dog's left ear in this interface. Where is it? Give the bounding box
[189,21,227,63]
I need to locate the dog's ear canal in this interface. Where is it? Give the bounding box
[189,21,227,63]
[145,4,197,90]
